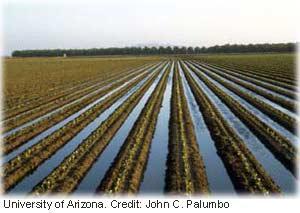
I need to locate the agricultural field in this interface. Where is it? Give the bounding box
[1,54,297,195]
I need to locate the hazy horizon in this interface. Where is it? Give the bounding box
[3,0,299,56]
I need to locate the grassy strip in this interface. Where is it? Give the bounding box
[2,63,166,192]
[165,63,209,194]
[3,65,157,155]
[181,61,280,194]
[3,63,155,120]
[184,62,296,175]
[30,64,166,194]
[186,61,296,133]
[205,63,296,90]
[3,63,158,133]
[97,63,171,194]
[191,61,296,112]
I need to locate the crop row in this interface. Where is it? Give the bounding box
[203,62,296,90]
[4,63,154,121]
[192,54,295,82]
[97,63,171,194]
[185,61,296,133]
[165,63,209,194]
[190,61,296,112]
[3,63,159,133]
[4,58,155,111]
[31,63,167,194]
[194,62,296,100]
[3,64,158,155]
[181,62,280,193]
[2,63,166,191]
[184,62,296,175]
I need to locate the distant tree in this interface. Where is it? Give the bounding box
[173,46,180,54]
[179,47,187,54]
[11,43,296,57]
[165,46,173,54]
[187,47,194,54]
[149,47,157,54]
[158,46,165,54]
[194,47,201,54]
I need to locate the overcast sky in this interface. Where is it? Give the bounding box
[2,0,299,55]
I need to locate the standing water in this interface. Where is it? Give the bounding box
[74,64,168,193]
[3,63,158,138]
[191,62,297,120]
[4,63,165,164]
[189,62,297,144]
[178,62,235,193]
[139,62,174,193]
[8,70,157,194]
[183,62,296,193]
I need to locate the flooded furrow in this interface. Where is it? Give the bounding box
[4,62,161,137]
[3,63,153,123]
[3,63,165,163]
[188,62,297,143]
[178,63,235,193]
[3,62,155,118]
[74,67,166,193]
[203,63,296,91]
[190,62,297,119]
[200,62,296,96]
[194,62,295,103]
[138,62,174,193]
[183,63,296,193]
[8,70,158,193]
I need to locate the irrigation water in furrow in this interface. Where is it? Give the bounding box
[3,67,116,112]
[3,63,165,163]
[4,72,147,135]
[4,68,169,193]
[194,67,297,144]
[3,62,156,117]
[4,62,161,137]
[196,62,296,101]
[3,65,164,155]
[8,71,156,193]
[206,62,297,88]
[4,62,156,122]
[139,62,174,193]
[31,63,169,194]
[164,64,209,194]
[3,62,155,121]
[199,61,297,93]
[97,65,171,194]
[184,63,295,192]
[187,62,297,142]
[202,63,296,91]
[189,62,297,119]
[7,64,168,193]
[183,65,280,193]
[74,67,167,193]
[191,61,295,113]
[178,63,235,193]
[189,62,296,175]
[187,62,297,135]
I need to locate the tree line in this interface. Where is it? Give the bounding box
[12,43,296,57]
